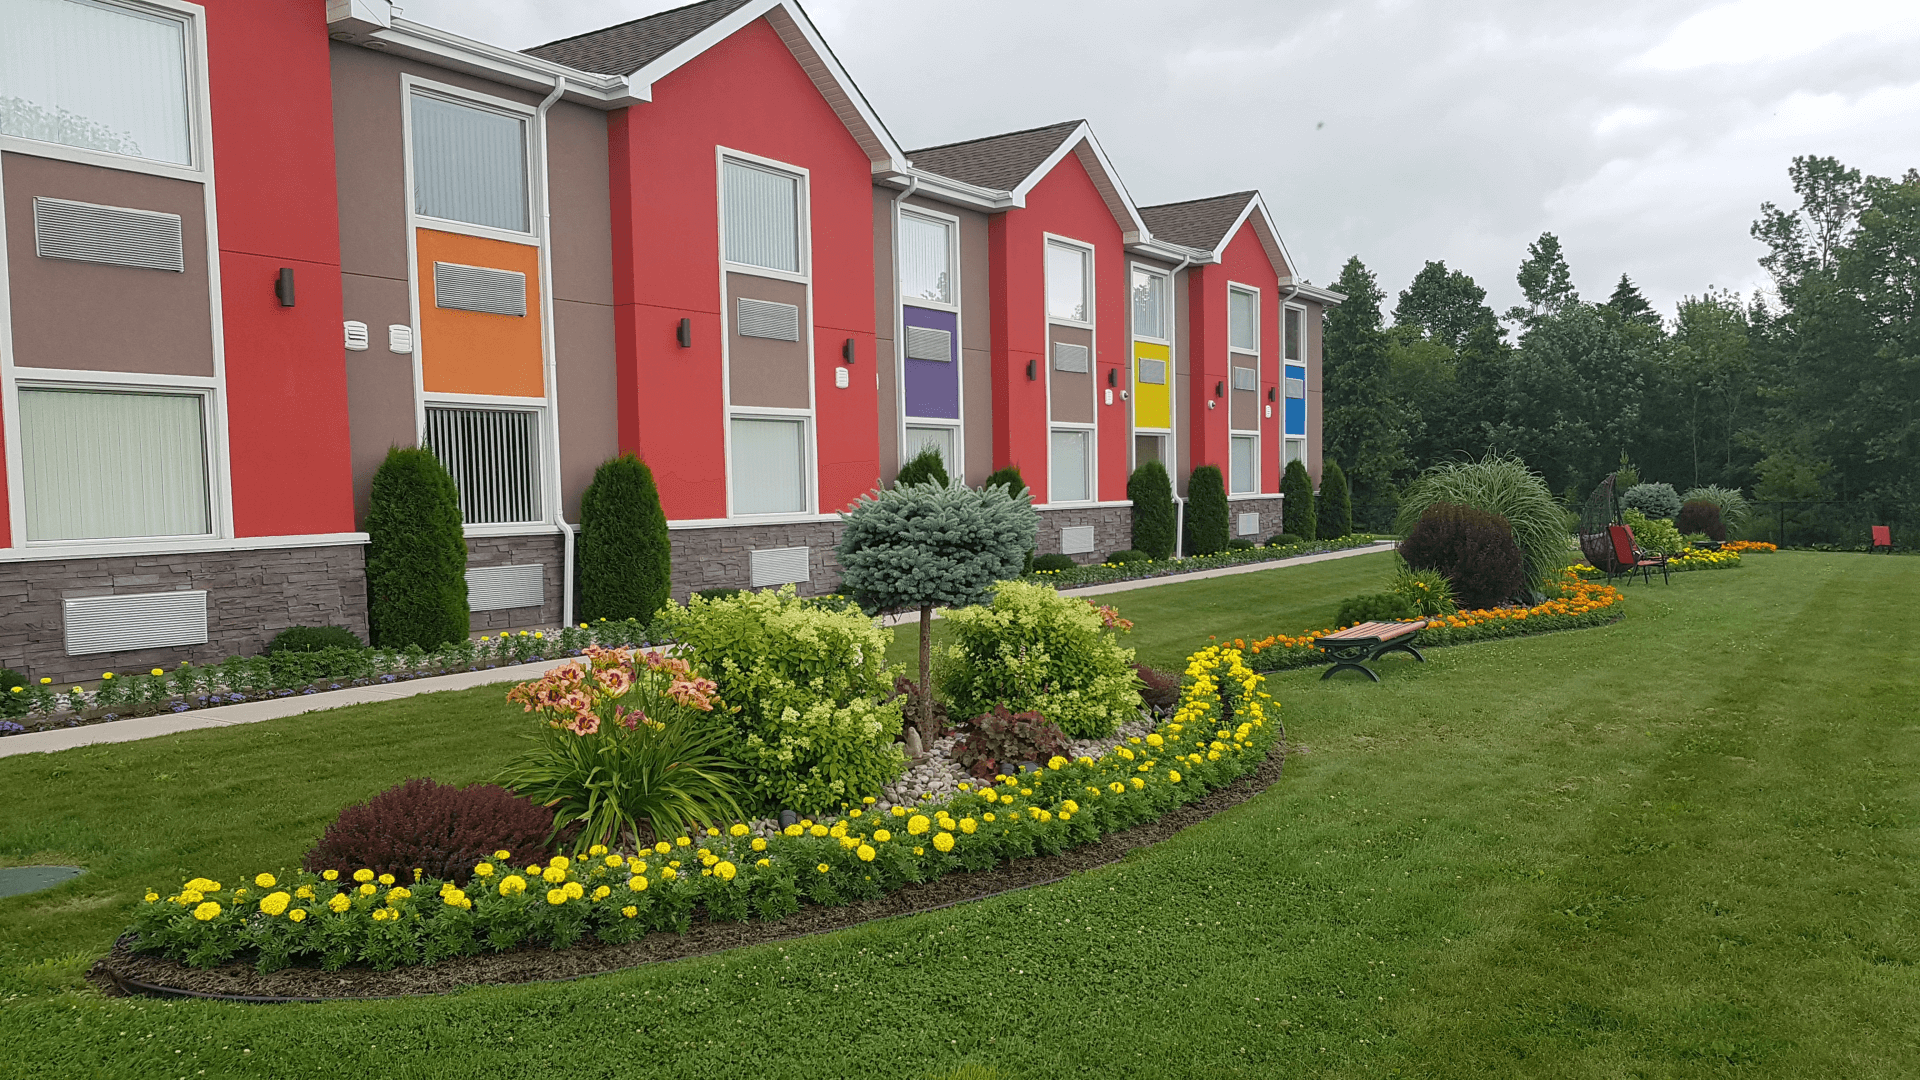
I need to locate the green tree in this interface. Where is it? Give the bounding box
[1512,232,1578,323]
[1318,458,1354,538]
[577,454,671,623]
[1281,458,1317,541]
[1605,274,1662,328]
[1126,459,1177,559]
[1184,464,1229,555]
[1395,259,1497,350]
[365,446,468,649]
[1323,256,1406,507]
[894,446,949,488]
[836,479,1037,742]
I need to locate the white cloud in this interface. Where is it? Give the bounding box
[1636,0,1920,70]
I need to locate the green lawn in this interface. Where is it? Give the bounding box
[3,552,1917,1078]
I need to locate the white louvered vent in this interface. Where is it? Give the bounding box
[34,197,184,272]
[1238,512,1261,536]
[1053,342,1090,373]
[904,326,952,362]
[434,263,527,316]
[1232,367,1258,391]
[1137,359,1167,385]
[1060,525,1095,555]
[63,590,208,656]
[749,546,811,588]
[1286,376,1305,399]
[344,321,369,351]
[467,564,544,611]
[737,297,801,341]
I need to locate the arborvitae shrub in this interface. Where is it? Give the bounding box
[894,446,950,488]
[365,446,469,649]
[1032,553,1077,572]
[983,466,1033,571]
[1318,458,1354,538]
[1621,481,1682,520]
[266,625,363,655]
[1126,460,1177,559]
[1335,592,1416,626]
[1281,459,1317,542]
[579,454,672,623]
[1398,501,1526,609]
[1675,500,1727,541]
[303,778,553,885]
[1184,465,1230,555]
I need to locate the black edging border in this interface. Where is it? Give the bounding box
[92,728,1286,1005]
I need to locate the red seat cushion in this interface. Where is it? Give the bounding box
[1873,525,1892,546]
[1607,524,1638,567]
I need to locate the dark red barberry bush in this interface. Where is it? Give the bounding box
[1675,500,1727,541]
[303,778,554,884]
[1398,501,1526,609]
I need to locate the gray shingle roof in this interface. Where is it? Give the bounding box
[907,120,1084,191]
[522,0,755,75]
[1138,191,1257,252]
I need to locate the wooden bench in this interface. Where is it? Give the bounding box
[1317,620,1425,682]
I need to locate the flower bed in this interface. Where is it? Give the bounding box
[116,646,1280,980]
[1569,545,1743,580]
[1725,540,1776,553]
[1240,568,1626,673]
[1025,535,1385,589]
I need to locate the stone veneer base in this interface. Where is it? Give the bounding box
[668,520,848,602]
[465,532,566,633]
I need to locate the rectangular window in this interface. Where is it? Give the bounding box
[900,213,952,304]
[1230,286,1258,352]
[1132,266,1167,340]
[1232,366,1257,392]
[1285,306,1304,361]
[902,425,955,473]
[723,159,800,274]
[2,0,193,166]
[411,94,529,232]
[731,416,807,514]
[1135,433,1165,465]
[1046,242,1089,323]
[1285,438,1307,467]
[424,406,543,525]
[20,387,209,541]
[1285,371,1306,399]
[1136,358,1167,385]
[1050,428,1091,503]
[1230,435,1256,494]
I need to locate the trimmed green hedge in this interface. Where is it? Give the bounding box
[1127,460,1177,559]
[365,446,468,650]
[579,454,672,623]
[1185,464,1229,556]
[1281,458,1317,543]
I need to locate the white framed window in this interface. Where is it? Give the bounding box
[1049,427,1092,503]
[2,0,195,167]
[1229,285,1259,352]
[410,92,530,233]
[424,405,544,525]
[1232,366,1258,392]
[1285,438,1307,467]
[19,386,211,542]
[731,416,809,515]
[1132,265,1168,341]
[1230,435,1257,494]
[900,212,953,305]
[1285,369,1306,399]
[902,425,956,474]
[723,158,802,275]
[1046,241,1090,324]
[1134,433,1166,466]
[1284,305,1305,362]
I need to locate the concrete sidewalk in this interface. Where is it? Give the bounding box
[1,540,1394,758]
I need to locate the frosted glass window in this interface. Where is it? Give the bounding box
[411,94,528,232]
[724,160,800,273]
[20,388,209,541]
[901,214,952,304]
[1135,434,1165,465]
[1046,243,1089,323]
[1050,428,1091,503]
[1230,287,1258,352]
[732,417,807,514]
[1230,436,1256,494]
[1285,307,1304,361]
[1,0,192,165]
[902,425,955,474]
[1132,267,1167,340]
[1285,439,1306,466]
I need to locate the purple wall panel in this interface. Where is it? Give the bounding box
[902,305,960,420]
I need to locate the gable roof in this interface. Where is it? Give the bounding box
[523,0,753,75]
[907,121,1084,191]
[1138,192,1258,252]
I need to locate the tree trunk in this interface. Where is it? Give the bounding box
[917,603,935,747]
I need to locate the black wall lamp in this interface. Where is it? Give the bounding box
[842,338,856,364]
[1267,386,1276,401]
[1026,359,1037,380]
[1106,368,1118,386]
[676,317,692,348]
[274,267,295,307]
[1215,381,1225,397]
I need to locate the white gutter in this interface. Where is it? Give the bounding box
[533,74,575,627]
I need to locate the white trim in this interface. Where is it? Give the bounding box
[1033,499,1134,512]
[0,531,368,564]
[422,390,548,408]
[667,512,841,530]
[10,367,217,390]
[461,522,561,540]
[1228,493,1281,503]
[1001,123,1149,240]
[413,217,541,248]
[1042,233,1098,504]
[340,17,638,108]
[895,201,964,477]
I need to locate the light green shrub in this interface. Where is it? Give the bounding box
[1390,563,1458,616]
[937,580,1139,739]
[1623,508,1687,555]
[655,586,905,815]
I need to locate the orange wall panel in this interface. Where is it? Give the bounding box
[415,228,544,397]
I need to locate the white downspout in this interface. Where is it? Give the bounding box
[534,74,573,628]
[889,174,920,482]
[1169,252,1194,558]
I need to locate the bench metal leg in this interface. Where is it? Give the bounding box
[1322,660,1380,682]
[1376,641,1425,663]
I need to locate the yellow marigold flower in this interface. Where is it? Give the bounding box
[289,908,308,923]
[498,875,527,897]
[829,823,848,838]
[442,889,467,907]
[863,796,877,804]
[873,829,892,843]
[855,845,876,863]
[755,858,770,868]
[630,860,647,873]
[661,867,677,881]
[386,886,411,903]
[730,823,751,837]
[751,838,767,851]
[1047,756,1066,770]
[982,812,996,823]
[179,889,204,905]
[353,869,374,883]
[550,855,571,871]
[933,832,955,853]
[563,881,584,899]
[959,817,977,834]
[358,883,376,896]
[622,905,638,918]
[811,824,830,838]
[1168,769,1182,783]
[907,815,931,835]
[717,861,738,880]
[258,892,290,917]
[784,824,803,837]
[1059,812,1072,821]
[588,844,607,857]
[547,888,568,905]
[295,885,315,900]
[655,842,672,854]
[849,809,862,818]
[377,873,396,886]
[1117,747,1135,761]
[891,806,907,817]
[706,827,720,837]
[1207,750,1221,762]
[676,836,691,847]
[493,849,511,860]
[1109,782,1125,793]
[143,890,159,903]
[604,854,625,868]
[701,852,719,866]
[542,866,568,884]
[839,835,859,850]
[254,873,277,889]
[323,869,339,881]
[474,862,495,878]
[191,901,222,921]
[328,893,352,913]
[817,863,831,874]
[1062,799,1080,814]
[628,875,649,892]
[1130,777,1145,790]
[185,877,220,893]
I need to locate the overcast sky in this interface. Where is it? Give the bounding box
[404,0,1920,322]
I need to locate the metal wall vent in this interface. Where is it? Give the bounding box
[433,262,527,316]
[63,590,208,656]
[1052,342,1090,374]
[1238,512,1261,536]
[344,321,370,351]
[904,326,952,362]
[1059,525,1095,555]
[1232,366,1258,391]
[467,564,544,611]
[1286,376,1306,399]
[749,546,810,588]
[737,297,800,342]
[1137,358,1167,385]
[34,197,184,272]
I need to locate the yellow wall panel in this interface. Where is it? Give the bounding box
[1133,341,1171,430]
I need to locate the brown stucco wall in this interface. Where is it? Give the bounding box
[1229,354,1259,431]
[2,152,214,376]
[726,272,811,409]
[1048,324,1094,425]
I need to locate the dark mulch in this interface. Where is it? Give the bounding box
[91,731,1286,1003]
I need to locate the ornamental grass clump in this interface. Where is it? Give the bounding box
[938,581,1140,739]
[1399,501,1526,609]
[303,778,553,886]
[1396,455,1566,592]
[496,645,741,851]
